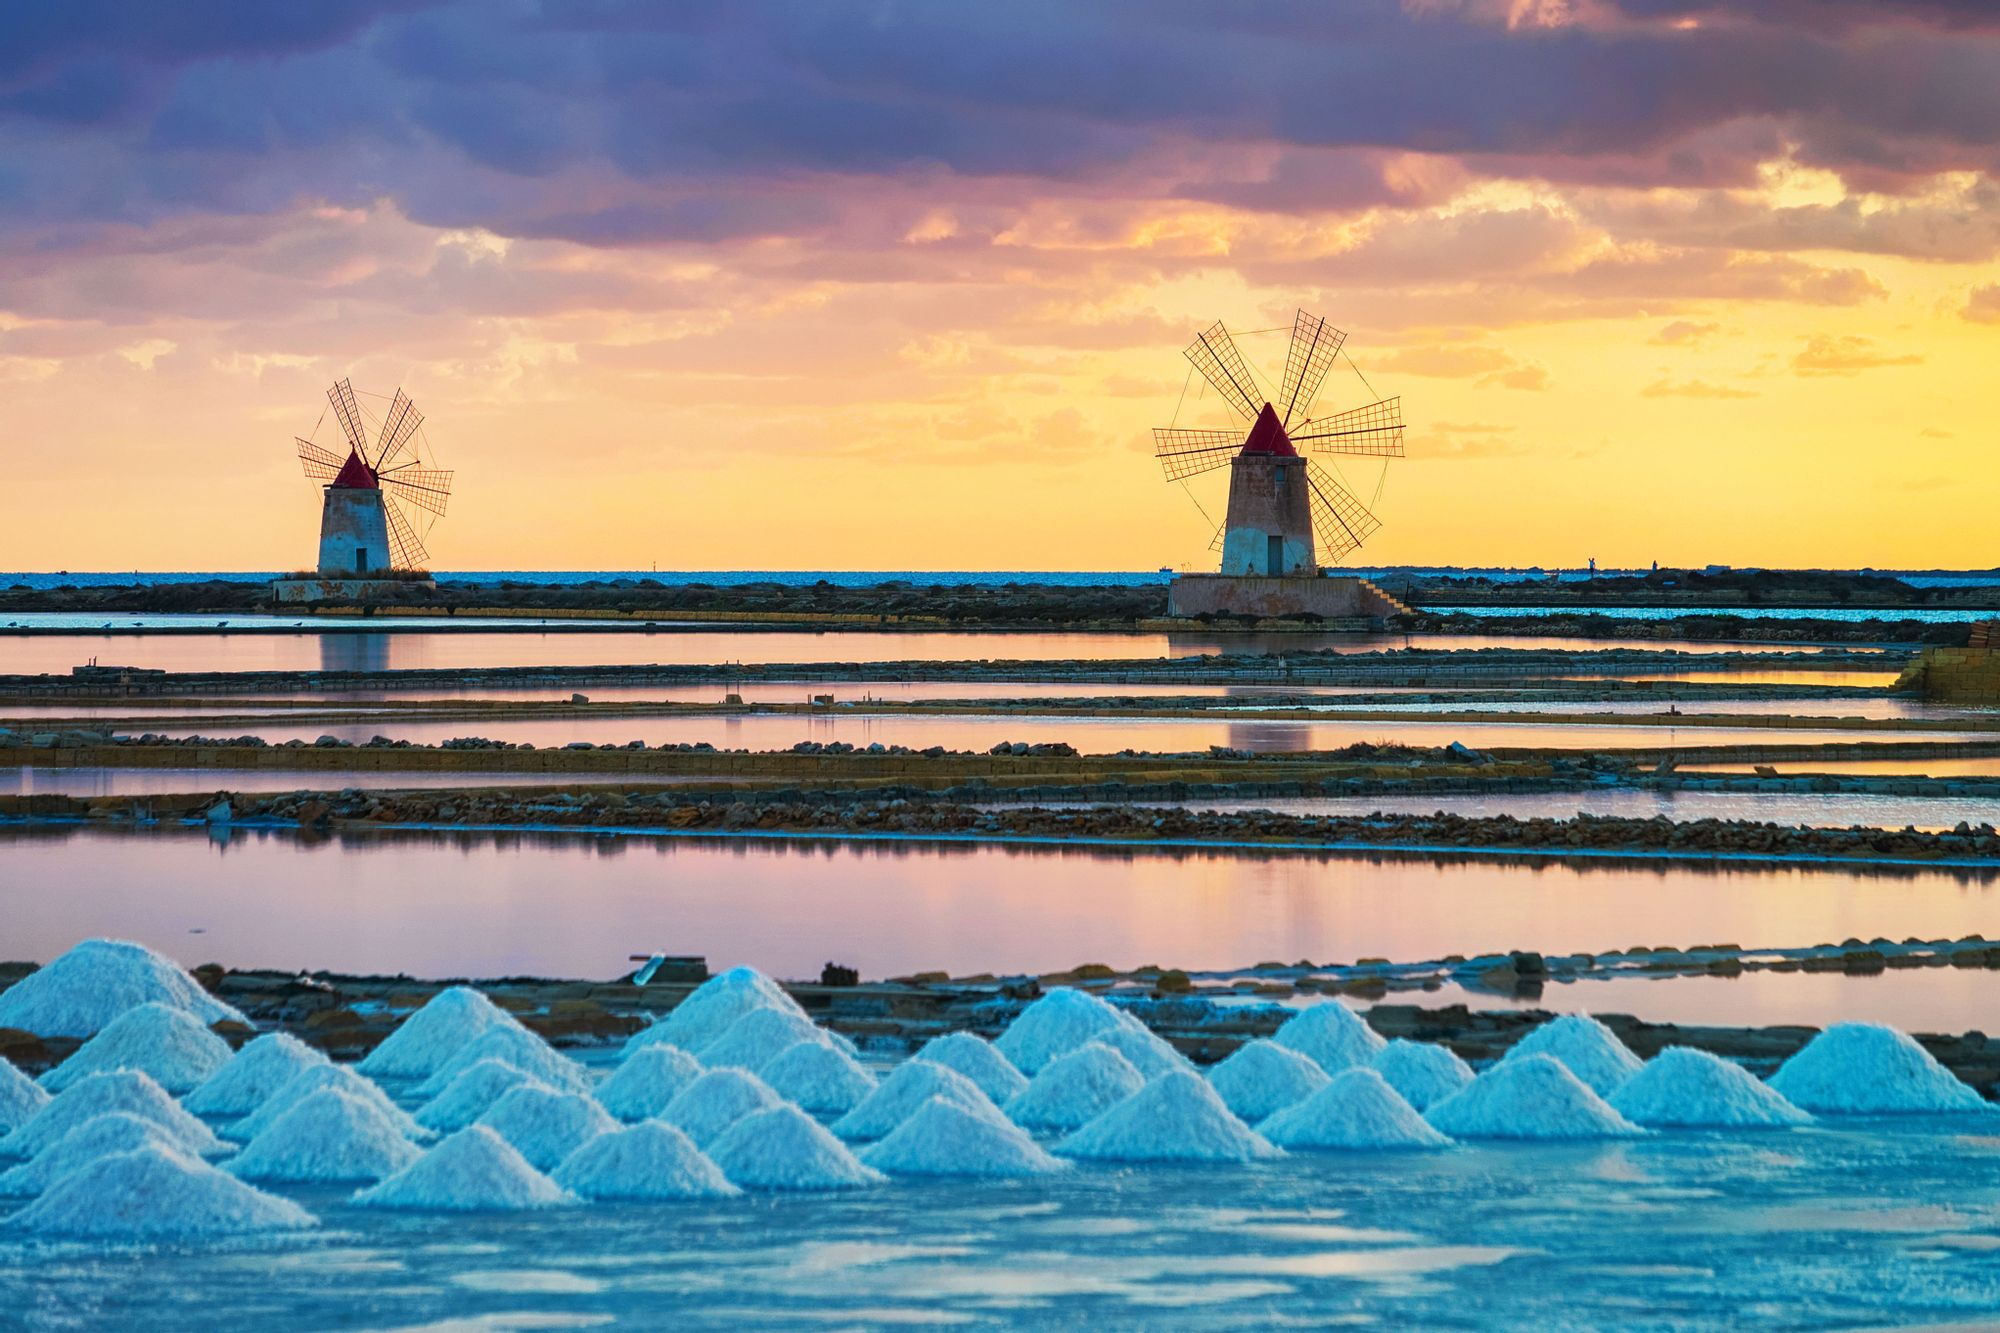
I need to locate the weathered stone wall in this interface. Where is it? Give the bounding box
[1218,455,1313,575]
[1902,647,2000,701]
[317,488,391,575]
[1167,574,1406,621]
[271,578,439,605]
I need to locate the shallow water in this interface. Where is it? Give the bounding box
[0,769,656,798]
[1699,759,2000,778]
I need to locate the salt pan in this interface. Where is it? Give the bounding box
[0,939,245,1038]
[832,1059,1006,1141]
[230,1065,425,1144]
[1003,1042,1144,1133]
[914,1033,1027,1104]
[1371,1039,1474,1112]
[226,1088,424,1183]
[5,1144,314,1239]
[1271,1003,1385,1074]
[1261,1068,1451,1151]
[1,1070,225,1160]
[1205,1039,1331,1122]
[1425,1053,1646,1140]
[759,1042,876,1115]
[415,1023,587,1098]
[474,1085,616,1171]
[993,988,1130,1074]
[0,1113,181,1197]
[1609,1047,1812,1129]
[1500,1015,1643,1096]
[660,1068,784,1147]
[707,1105,885,1191]
[40,1002,232,1096]
[183,1033,330,1118]
[357,986,524,1079]
[0,1058,51,1135]
[1056,1070,1283,1163]
[698,1008,831,1071]
[550,1121,739,1201]
[862,1097,1066,1178]
[1768,1023,1987,1114]
[627,966,805,1058]
[594,1045,705,1122]
[353,1125,576,1211]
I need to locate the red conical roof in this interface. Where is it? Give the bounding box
[1239,402,1297,457]
[330,450,378,489]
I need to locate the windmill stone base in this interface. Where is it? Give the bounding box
[1167,574,1410,625]
[270,577,437,605]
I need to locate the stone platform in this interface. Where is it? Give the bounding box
[1166,574,1411,623]
[270,577,437,605]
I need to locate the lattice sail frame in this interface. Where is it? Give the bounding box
[296,378,453,572]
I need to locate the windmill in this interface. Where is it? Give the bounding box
[294,379,452,575]
[1154,310,1402,575]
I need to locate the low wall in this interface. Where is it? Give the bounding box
[271,578,438,604]
[1167,575,1406,621]
[1902,647,2000,701]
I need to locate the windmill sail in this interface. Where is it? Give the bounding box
[373,390,425,470]
[296,438,347,482]
[1153,428,1244,482]
[1305,460,1381,564]
[1278,310,1347,427]
[381,467,454,518]
[1290,397,1404,457]
[328,379,368,458]
[1182,322,1262,422]
[382,495,429,570]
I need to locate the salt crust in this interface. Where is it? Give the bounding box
[707,1105,885,1191]
[1056,1070,1283,1163]
[862,1097,1067,1178]
[1425,1053,1646,1140]
[0,1058,52,1134]
[1609,1047,1813,1129]
[225,1088,424,1183]
[593,1045,706,1123]
[832,1060,1007,1141]
[416,1060,544,1134]
[698,1008,831,1071]
[1768,1023,1988,1114]
[1371,1039,1475,1112]
[352,1125,577,1211]
[627,966,806,1058]
[473,1085,617,1171]
[1092,1023,1193,1079]
[4,1144,314,1238]
[1271,1003,1386,1074]
[660,1068,785,1147]
[758,1042,877,1115]
[183,1033,330,1118]
[40,1001,232,1095]
[550,1121,740,1201]
[1260,1068,1452,1151]
[0,939,245,1039]
[1,1070,225,1160]
[415,1024,587,1098]
[357,986,524,1079]
[1500,1015,1644,1097]
[229,1065,425,1144]
[914,1033,1027,1104]
[993,988,1133,1075]
[1205,1039,1332,1123]
[1003,1042,1144,1133]
[0,1113,182,1197]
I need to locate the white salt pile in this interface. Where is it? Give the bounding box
[660,1068,784,1147]
[4,1144,315,1239]
[0,1058,51,1134]
[1425,1053,1646,1140]
[1500,1015,1643,1096]
[183,1032,330,1118]
[593,1044,706,1122]
[0,938,246,1039]
[832,1059,1006,1141]
[474,1085,617,1171]
[1371,1039,1475,1112]
[357,986,524,1079]
[0,1112,181,1197]
[40,1001,233,1095]
[698,1007,831,1071]
[1056,1070,1283,1163]
[1609,1047,1812,1129]
[415,1023,588,1098]
[759,1042,877,1115]
[226,1088,424,1183]
[706,1105,885,1191]
[1205,1039,1332,1123]
[2,1070,225,1160]
[550,1121,739,1201]
[1261,1068,1452,1151]
[1093,1022,1192,1078]
[914,1033,1027,1104]
[353,1125,577,1211]
[626,965,806,1058]
[417,1061,544,1134]
[1002,1042,1144,1133]
[1768,1022,1987,1114]
[861,1097,1066,1178]
[230,1065,425,1144]
[992,987,1130,1074]
[1272,1003,1385,1074]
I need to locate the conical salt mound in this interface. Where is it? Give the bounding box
[760,1042,876,1115]
[353,1125,577,1211]
[230,1065,424,1144]
[1261,1068,1451,1151]
[1206,1039,1332,1123]
[707,1105,885,1191]
[40,1001,232,1095]
[915,1033,1027,1104]
[1092,1022,1191,1079]
[416,1023,587,1098]
[1003,1042,1144,1133]
[1272,1004,1385,1074]
[862,1097,1067,1179]
[474,1085,617,1171]
[1425,1054,1646,1140]
[4,1145,315,1238]
[0,1058,51,1135]
[699,1008,830,1072]
[416,1061,545,1134]
[593,1045,706,1123]
[660,1068,784,1147]
[993,988,1130,1075]
[1058,1069,1282,1163]
[0,939,245,1038]
[226,1088,423,1183]
[0,1112,182,1198]
[1609,1047,1812,1129]
[1371,1039,1474,1112]
[2,1070,224,1160]
[1500,1015,1643,1097]
[358,986,525,1079]
[1768,1023,1987,1114]
[832,1059,1006,1142]
[183,1032,330,1117]
[550,1121,739,1201]
[629,966,805,1058]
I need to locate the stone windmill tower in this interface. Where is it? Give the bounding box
[294,379,452,575]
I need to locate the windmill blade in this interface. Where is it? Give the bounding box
[296,437,346,482]
[380,467,454,518]
[1290,398,1404,457]
[1182,322,1262,422]
[328,379,368,456]
[1207,522,1226,555]
[1305,460,1382,564]
[1154,427,1243,482]
[372,390,424,470]
[1278,310,1348,427]
[382,494,429,571]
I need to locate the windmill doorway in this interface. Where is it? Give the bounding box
[1267,535,1284,574]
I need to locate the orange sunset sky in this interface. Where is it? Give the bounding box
[1,0,1995,573]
